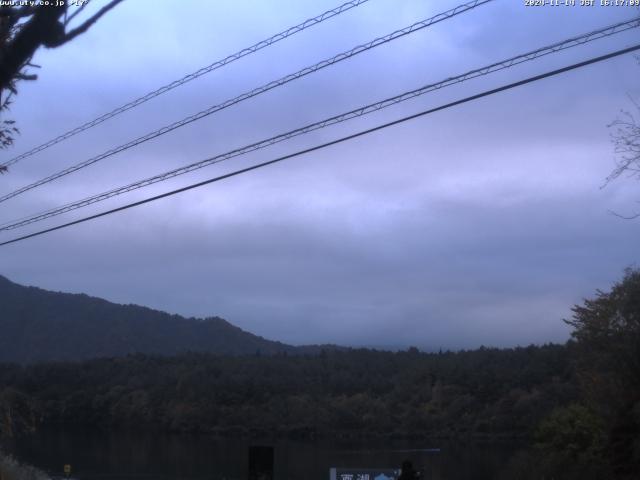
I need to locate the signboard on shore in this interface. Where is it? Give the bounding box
[329,468,400,480]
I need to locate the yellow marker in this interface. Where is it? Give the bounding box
[64,465,72,476]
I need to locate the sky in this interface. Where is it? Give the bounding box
[1,0,639,350]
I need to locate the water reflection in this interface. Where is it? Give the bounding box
[6,430,521,480]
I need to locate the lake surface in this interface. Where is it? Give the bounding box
[5,429,523,480]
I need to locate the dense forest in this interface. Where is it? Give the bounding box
[0,345,575,438]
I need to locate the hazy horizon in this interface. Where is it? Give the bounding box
[0,271,606,351]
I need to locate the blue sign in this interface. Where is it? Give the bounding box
[329,468,400,480]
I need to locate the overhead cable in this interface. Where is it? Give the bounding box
[2,17,637,232]
[0,0,494,204]
[0,0,373,169]
[2,43,638,247]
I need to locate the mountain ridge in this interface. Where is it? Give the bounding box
[0,274,330,363]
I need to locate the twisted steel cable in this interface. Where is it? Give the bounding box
[0,0,494,204]
[1,16,637,232]
[2,43,639,247]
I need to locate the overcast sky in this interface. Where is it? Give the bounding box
[1,0,639,350]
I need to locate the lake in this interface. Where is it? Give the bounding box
[4,429,523,480]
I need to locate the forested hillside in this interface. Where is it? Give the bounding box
[0,275,298,362]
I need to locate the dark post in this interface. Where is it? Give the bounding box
[248,445,274,480]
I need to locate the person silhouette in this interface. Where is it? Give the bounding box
[397,459,420,480]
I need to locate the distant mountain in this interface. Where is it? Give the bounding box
[0,275,320,363]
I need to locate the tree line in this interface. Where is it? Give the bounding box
[0,343,576,440]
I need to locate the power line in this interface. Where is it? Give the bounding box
[0,0,494,204]
[1,17,637,232]
[0,0,373,169]
[2,43,638,248]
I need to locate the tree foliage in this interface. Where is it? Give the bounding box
[0,387,37,439]
[606,58,640,218]
[565,268,640,407]
[0,344,576,439]
[608,98,640,189]
[534,404,607,471]
[0,1,124,154]
[564,268,640,478]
